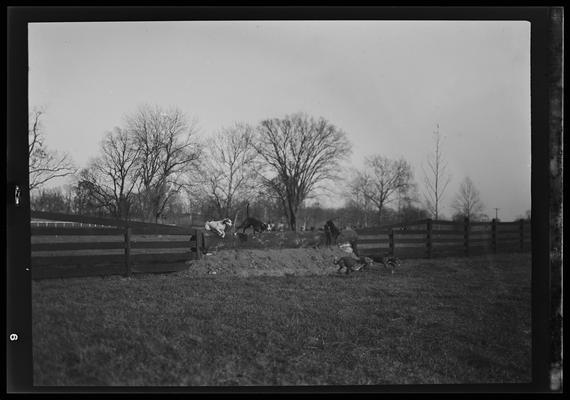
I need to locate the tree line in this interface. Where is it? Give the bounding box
[30,104,509,229]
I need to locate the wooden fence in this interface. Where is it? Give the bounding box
[354,218,531,259]
[30,212,531,279]
[30,211,203,280]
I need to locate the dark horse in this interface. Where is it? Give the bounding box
[324,220,341,246]
[237,217,268,235]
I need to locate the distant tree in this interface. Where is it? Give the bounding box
[341,199,375,228]
[400,204,430,224]
[396,186,430,225]
[254,112,352,231]
[345,172,376,227]
[396,178,428,222]
[451,212,464,222]
[451,176,486,221]
[126,104,201,223]
[30,187,71,213]
[73,180,108,216]
[198,123,260,220]
[515,210,532,221]
[422,124,451,220]
[76,127,141,220]
[297,201,338,229]
[156,192,188,224]
[350,155,415,225]
[60,184,77,213]
[376,207,400,226]
[28,108,76,191]
[247,188,285,224]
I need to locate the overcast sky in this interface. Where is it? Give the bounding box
[28,20,531,220]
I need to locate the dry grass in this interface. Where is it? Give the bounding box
[32,252,531,386]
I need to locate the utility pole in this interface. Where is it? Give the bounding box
[494,208,500,220]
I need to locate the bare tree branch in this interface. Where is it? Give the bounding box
[350,155,415,225]
[194,123,260,219]
[75,127,141,220]
[254,112,352,230]
[422,125,451,220]
[451,176,486,221]
[29,108,76,191]
[126,104,201,222]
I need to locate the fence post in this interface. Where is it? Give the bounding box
[124,226,131,277]
[195,229,202,260]
[464,217,470,257]
[426,218,433,258]
[389,229,395,256]
[192,229,198,260]
[491,218,497,254]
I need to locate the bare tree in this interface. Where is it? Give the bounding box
[254,112,352,231]
[396,181,429,224]
[126,104,201,223]
[30,187,72,213]
[345,172,375,227]
[451,176,486,221]
[198,123,260,219]
[29,108,76,191]
[422,124,451,220]
[350,155,415,225]
[73,180,105,216]
[76,127,141,219]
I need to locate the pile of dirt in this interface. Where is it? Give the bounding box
[180,246,356,277]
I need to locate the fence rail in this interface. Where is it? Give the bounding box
[31,211,199,232]
[354,218,531,259]
[30,212,531,280]
[30,211,201,280]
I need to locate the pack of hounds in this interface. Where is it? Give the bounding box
[333,254,401,275]
[204,215,401,275]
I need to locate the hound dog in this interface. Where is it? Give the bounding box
[380,253,401,274]
[354,256,375,271]
[204,218,233,238]
[333,256,374,275]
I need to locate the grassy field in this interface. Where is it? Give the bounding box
[32,252,531,386]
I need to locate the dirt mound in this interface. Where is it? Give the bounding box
[200,228,359,253]
[179,247,355,277]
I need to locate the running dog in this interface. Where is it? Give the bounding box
[204,218,233,238]
[333,256,374,275]
[355,256,375,271]
[380,253,401,274]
